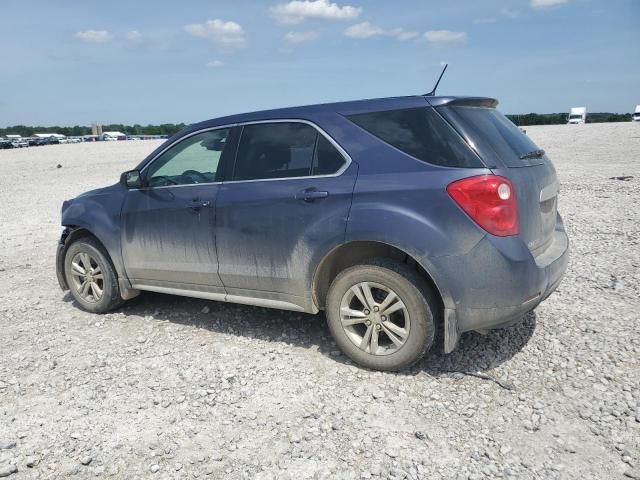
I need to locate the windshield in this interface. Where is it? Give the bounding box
[569,114,583,119]
[439,106,544,167]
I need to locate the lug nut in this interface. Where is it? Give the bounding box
[381,315,386,321]
[375,324,382,331]
[364,309,370,315]
[373,306,379,312]
[365,320,372,326]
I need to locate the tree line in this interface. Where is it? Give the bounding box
[0,123,187,138]
[0,113,634,136]
[506,112,632,126]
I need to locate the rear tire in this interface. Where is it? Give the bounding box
[64,237,124,313]
[325,258,437,371]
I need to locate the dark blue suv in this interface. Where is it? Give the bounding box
[56,95,569,371]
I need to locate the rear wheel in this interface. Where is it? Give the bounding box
[325,258,437,371]
[64,238,124,313]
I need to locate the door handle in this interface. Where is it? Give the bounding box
[187,200,211,210]
[295,189,329,202]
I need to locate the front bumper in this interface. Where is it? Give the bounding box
[56,230,70,291]
[433,217,569,352]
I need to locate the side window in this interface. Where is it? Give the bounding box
[347,108,483,168]
[312,135,346,175]
[146,128,230,187]
[233,123,317,181]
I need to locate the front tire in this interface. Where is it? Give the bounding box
[325,258,437,371]
[64,237,124,313]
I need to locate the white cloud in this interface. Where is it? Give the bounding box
[344,21,384,38]
[344,22,419,41]
[75,30,112,43]
[206,60,224,67]
[530,0,569,8]
[501,7,521,18]
[424,30,467,45]
[472,17,497,24]
[184,19,247,48]
[284,30,320,43]
[125,30,142,42]
[271,0,361,24]
[391,28,420,41]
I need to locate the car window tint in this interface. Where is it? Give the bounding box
[347,107,483,168]
[233,123,317,181]
[312,135,346,175]
[441,106,543,167]
[147,129,229,187]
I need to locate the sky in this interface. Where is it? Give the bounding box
[1,0,639,126]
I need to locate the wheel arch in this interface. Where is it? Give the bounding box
[312,240,449,315]
[59,226,138,300]
[63,225,103,248]
[60,226,117,279]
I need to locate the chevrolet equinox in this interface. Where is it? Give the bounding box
[56,95,569,371]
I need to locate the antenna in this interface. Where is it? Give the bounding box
[425,63,448,96]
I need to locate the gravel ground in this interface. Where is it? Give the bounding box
[0,123,639,479]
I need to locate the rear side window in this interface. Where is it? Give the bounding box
[233,122,346,181]
[312,135,345,175]
[347,107,483,168]
[441,106,543,167]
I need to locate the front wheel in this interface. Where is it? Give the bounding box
[325,258,437,371]
[64,237,124,313]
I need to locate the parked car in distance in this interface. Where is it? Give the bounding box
[633,105,640,122]
[11,138,28,148]
[0,139,13,149]
[56,95,569,371]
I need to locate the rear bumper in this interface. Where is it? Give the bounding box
[432,215,569,351]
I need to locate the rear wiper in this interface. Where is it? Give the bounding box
[519,149,545,160]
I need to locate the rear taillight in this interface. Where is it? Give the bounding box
[446,175,519,237]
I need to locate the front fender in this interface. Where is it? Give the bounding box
[61,194,125,278]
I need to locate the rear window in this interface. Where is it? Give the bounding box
[441,106,543,167]
[346,107,483,168]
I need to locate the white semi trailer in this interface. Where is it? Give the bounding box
[568,107,587,125]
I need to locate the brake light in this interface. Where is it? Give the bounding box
[446,175,519,236]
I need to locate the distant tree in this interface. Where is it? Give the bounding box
[507,112,632,126]
[5,113,631,139]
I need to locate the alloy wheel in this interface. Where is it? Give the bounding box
[339,281,410,356]
[69,252,104,303]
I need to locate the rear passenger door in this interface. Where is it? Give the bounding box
[215,121,357,303]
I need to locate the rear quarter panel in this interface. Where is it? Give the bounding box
[326,114,493,309]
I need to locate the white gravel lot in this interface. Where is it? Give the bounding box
[0,123,639,479]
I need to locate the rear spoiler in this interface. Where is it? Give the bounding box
[425,96,498,108]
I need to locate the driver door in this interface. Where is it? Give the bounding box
[121,128,232,293]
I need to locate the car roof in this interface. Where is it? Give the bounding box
[189,95,498,131]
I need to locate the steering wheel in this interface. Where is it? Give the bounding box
[149,175,178,186]
[182,170,208,183]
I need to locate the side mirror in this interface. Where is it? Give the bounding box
[121,169,143,189]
